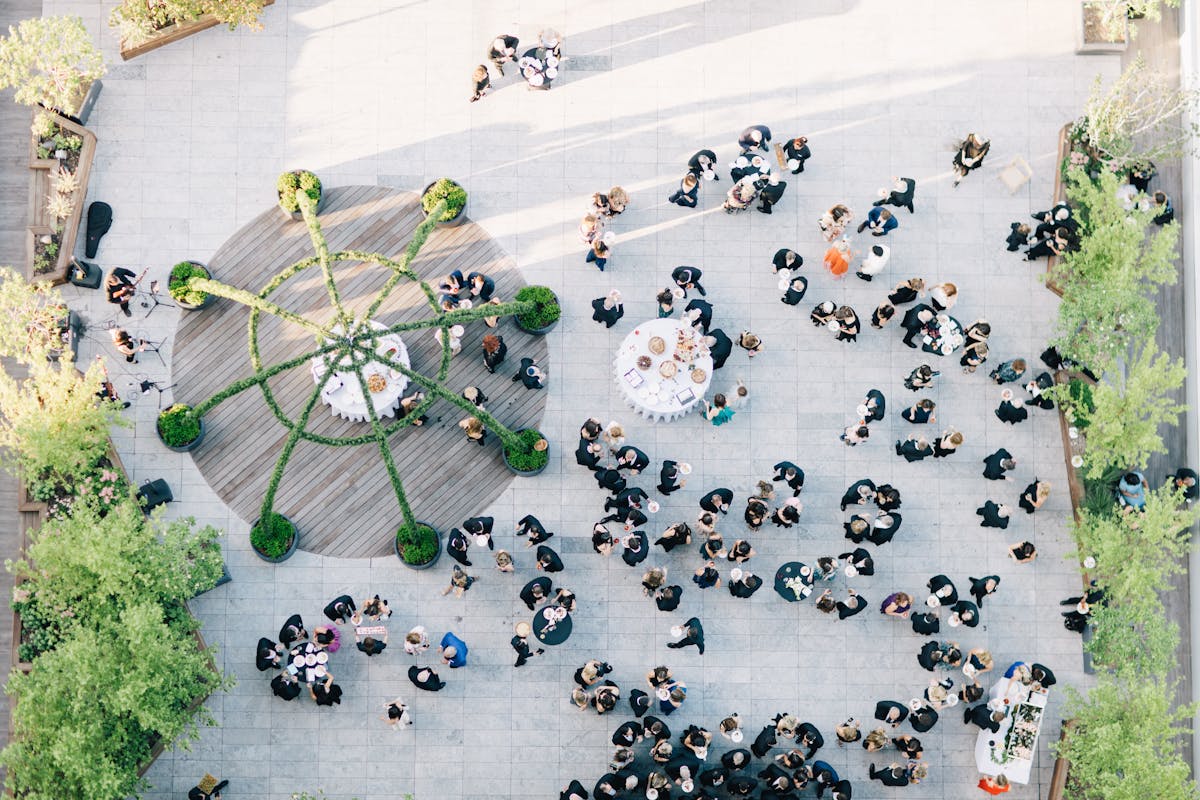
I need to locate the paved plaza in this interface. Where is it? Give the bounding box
[40,1,1119,798]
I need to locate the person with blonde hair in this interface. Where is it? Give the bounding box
[1020,479,1052,513]
[585,232,612,271]
[578,212,605,244]
[669,173,699,208]
[823,238,853,277]
[888,276,926,305]
[590,289,624,328]
[458,415,486,446]
[469,65,490,103]
[930,281,958,311]
[932,429,964,458]
[952,132,991,186]
[818,203,853,241]
[606,186,629,215]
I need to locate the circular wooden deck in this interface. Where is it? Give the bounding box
[172,186,549,558]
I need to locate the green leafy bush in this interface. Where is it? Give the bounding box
[277,169,322,213]
[505,428,549,472]
[157,404,201,447]
[396,523,437,565]
[0,16,105,116]
[514,285,560,329]
[421,178,467,221]
[1067,378,1095,428]
[110,0,267,48]
[250,512,295,558]
[168,261,210,306]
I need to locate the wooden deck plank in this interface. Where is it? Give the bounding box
[174,186,548,558]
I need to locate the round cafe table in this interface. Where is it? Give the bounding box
[730,148,773,182]
[311,320,410,422]
[520,47,559,89]
[921,314,964,356]
[532,605,572,645]
[286,641,329,685]
[613,318,714,422]
[773,562,813,602]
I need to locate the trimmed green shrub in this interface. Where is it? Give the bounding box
[505,428,549,472]
[396,523,437,565]
[157,404,201,447]
[250,512,294,558]
[514,285,560,329]
[168,261,209,306]
[277,170,321,213]
[421,178,467,221]
[1067,378,1095,428]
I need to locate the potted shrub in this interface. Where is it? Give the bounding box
[156,403,206,452]
[503,428,550,476]
[421,178,468,227]
[250,511,298,563]
[0,16,106,123]
[277,169,323,220]
[168,260,214,310]
[1078,1,1129,53]
[394,521,441,569]
[514,285,561,335]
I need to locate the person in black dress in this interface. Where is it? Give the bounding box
[278,614,306,646]
[782,136,810,173]
[482,334,507,373]
[983,448,1015,480]
[591,291,624,328]
[105,266,138,316]
[669,173,700,208]
[703,329,733,369]
[487,34,519,73]
[311,675,343,706]
[469,65,490,102]
[888,277,925,306]
[876,484,902,511]
[976,501,1010,529]
[256,638,281,671]
[873,176,916,213]
[952,132,990,186]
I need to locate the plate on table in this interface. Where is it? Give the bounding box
[659,361,678,378]
[691,368,707,383]
[648,336,666,355]
[314,665,327,678]
[305,654,317,666]
[316,651,328,664]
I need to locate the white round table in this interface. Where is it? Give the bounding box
[311,320,410,423]
[613,318,713,422]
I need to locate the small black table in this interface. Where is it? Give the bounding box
[773,562,813,602]
[520,47,558,89]
[533,604,572,645]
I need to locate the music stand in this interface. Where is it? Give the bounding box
[138,378,176,410]
[139,280,176,318]
[137,335,168,368]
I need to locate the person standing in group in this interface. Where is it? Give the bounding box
[738,124,772,151]
[671,265,707,297]
[687,148,720,180]
[591,290,624,328]
[874,176,916,213]
[783,136,811,173]
[952,133,991,186]
[858,206,898,236]
[823,238,853,278]
[469,65,491,102]
[487,34,519,74]
[586,233,613,271]
[856,244,890,281]
[669,173,700,208]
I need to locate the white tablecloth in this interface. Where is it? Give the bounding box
[311,320,410,422]
[973,677,1049,784]
[613,318,713,422]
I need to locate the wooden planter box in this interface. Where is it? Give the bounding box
[1055,370,1088,521]
[1047,721,1075,800]
[25,112,97,287]
[1045,123,1072,297]
[119,0,275,61]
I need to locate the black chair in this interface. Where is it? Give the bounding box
[137,478,173,511]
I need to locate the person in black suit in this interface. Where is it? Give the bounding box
[447,528,471,566]
[595,467,626,494]
[949,600,980,628]
[873,176,916,213]
[487,34,519,74]
[909,703,938,733]
[750,724,777,758]
[188,779,230,800]
[976,500,1010,529]
[666,617,705,653]
[520,576,552,609]
[658,460,684,494]
[517,514,553,546]
[969,575,1000,606]
[900,303,935,348]
[895,435,934,462]
[773,248,802,273]
[687,148,720,180]
[621,530,649,566]
[671,265,706,297]
[983,448,1015,480]
[868,512,900,545]
[772,461,805,495]
[738,124,772,151]
[576,437,603,470]
[655,585,683,612]
[868,763,910,787]
[1031,663,1057,688]
[728,569,763,598]
[917,641,946,671]
[721,747,752,772]
[613,445,650,474]
[755,176,787,214]
[839,548,874,576]
[911,611,939,635]
[271,672,301,701]
[513,357,546,389]
[464,515,494,539]
[700,487,733,514]
[782,275,808,305]
[408,665,446,692]
[1169,467,1199,500]
[605,486,647,512]
[668,173,700,207]
[466,271,495,301]
[256,637,281,671]
[703,329,733,369]
[105,266,138,316]
[927,575,958,606]
[782,136,810,173]
[278,614,306,646]
[591,292,624,328]
[482,334,507,373]
[796,722,824,758]
[836,589,868,619]
[840,478,876,511]
[995,389,1028,424]
[684,298,713,333]
[356,630,387,656]
[862,389,885,421]
[963,702,1002,732]
[874,700,908,727]
[536,544,563,572]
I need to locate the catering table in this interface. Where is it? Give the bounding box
[730,148,773,182]
[773,562,813,602]
[921,314,964,356]
[520,46,559,89]
[286,641,330,685]
[973,676,1050,783]
[613,318,713,422]
[533,604,572,645]
[311,320,410,422]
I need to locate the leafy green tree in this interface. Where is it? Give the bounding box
[1055,673,1196,800]
[0,266,70,362]
[1049,169,1179,372]
[1073,341,1185,477]
[0,16,104,116]
[0,354,126,496]
[1085,604,1180,680]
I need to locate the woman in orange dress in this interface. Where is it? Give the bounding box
[823,239,853,277]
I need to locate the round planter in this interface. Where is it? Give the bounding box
[278,170,325,221]
[251,513,299,564]
[421,181,467,228]
[157,415,207,453]
[504,434,550,476]
[515,289,561,336]
[173,261,216,311]
[394,521,442,570]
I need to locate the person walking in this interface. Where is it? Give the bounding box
[669,173,700,208]
[952,133,991,186]
[671,265,707,297]
[874,176,916,213]
[591,290,624,328]
[667,617,705,653]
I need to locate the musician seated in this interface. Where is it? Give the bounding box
[94,356,130,408]
[105,267,138,317]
